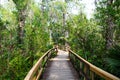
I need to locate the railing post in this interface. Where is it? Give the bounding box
[80,61,82,69]
[48,51,51,58]
[83,64,90,80]
[90,71,94,80]
[84,65,87,80]
[68,51,70,60]
[73,55,75,65]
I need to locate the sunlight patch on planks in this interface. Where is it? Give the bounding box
[50,58,70,61]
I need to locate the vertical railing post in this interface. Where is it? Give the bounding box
[68,50,70,63]
[73,54,76,65]
[80,61,82,69]
[84,65,87,80]
[83,64,90,80]
[90,71,94,80]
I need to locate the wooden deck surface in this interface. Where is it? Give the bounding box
[41,50,80,80]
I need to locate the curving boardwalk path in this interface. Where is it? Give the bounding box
[41,50,80,80]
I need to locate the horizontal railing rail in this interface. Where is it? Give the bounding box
[68,49,120,80]
[24,48,56,80]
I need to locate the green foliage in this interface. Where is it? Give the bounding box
[0,0,51,79]
[9,53,29,79]
[0,0,119,79]
[105,45,120,77]
[12,0,29,10]
[94,0,120,77]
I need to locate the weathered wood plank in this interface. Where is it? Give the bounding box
[41,50,80,80]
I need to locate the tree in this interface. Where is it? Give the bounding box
[95,0,120,77]
[95,0,120,50]
[105,0,115,50]
[12,0,29,48]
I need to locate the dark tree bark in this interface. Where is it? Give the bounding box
[18,10,26,45]
[12,0,28,48]
[105,0,114,50]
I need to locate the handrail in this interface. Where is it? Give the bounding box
[68,49,120,80]
[24,48,55,80]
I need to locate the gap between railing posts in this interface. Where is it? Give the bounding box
[68,49,120,80]
[24,48,56,80]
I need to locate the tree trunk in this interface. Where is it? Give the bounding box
[105,0,114,50]
[63,12,65,34]
[63,12,69,47]
[18,9,26,47]
[106,17,114,50]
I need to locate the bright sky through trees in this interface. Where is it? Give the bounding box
[80,0,95,19]
[0,0,7,5]
[0,0,95,19]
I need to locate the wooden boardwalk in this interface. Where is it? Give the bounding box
[41,50,80,80]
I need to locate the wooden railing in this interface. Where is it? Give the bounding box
[68,49,120,80]
[24,48,56,80]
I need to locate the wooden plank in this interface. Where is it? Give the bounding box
[41,50,80,80]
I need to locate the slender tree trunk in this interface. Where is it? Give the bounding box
[63,12,69,47]
[105,0,114,50]
[106,17,114,49]
[13,0,29,49]
[63,12,65,35]
[18,3,28,48]
[17,9,26,48]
